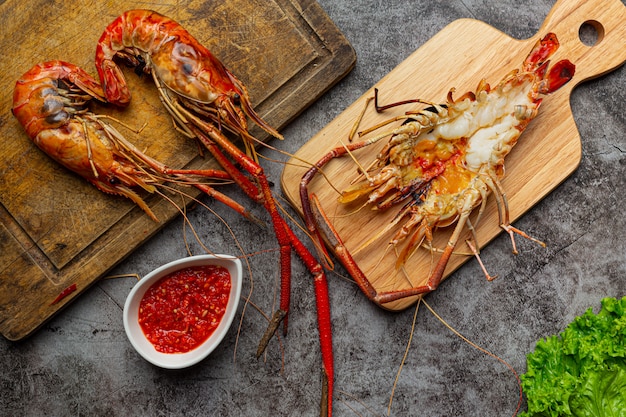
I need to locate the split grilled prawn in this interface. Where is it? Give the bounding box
[95,10,334,416]
[301,33,575,306]
[12,60,254,223]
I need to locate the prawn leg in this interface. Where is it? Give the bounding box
[189,123,333,415]
[306,193,471,305]
[100,117,261,223]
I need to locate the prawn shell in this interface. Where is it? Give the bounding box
[96,9,238,105]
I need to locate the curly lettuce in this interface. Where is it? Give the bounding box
[520,296,626,417]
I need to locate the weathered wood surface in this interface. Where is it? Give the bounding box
[0,0,355,340]
[282,0,626,311]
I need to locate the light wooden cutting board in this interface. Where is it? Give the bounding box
[0,0,355,341]
[281,0,626,311]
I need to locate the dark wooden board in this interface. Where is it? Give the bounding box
[0,0,355,341]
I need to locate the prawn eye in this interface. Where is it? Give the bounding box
[133,55,147,76]
[42,96,65,116]
[109,177,121,185]
[182,63,194,75]
[232,93,241,105]
[44,108,69,125]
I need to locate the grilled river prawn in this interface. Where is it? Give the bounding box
[94,10,334,416]
[300,33,575,306]
[11,60,253,223]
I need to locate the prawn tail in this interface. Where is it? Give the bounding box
[539,59,576,94]
[97,57,131,106]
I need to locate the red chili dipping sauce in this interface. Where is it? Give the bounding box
[138,265,231,353]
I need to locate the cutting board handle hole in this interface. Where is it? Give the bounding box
[578,20,604,47]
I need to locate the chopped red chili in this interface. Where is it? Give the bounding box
[50,283,77,305]
[138,265,231,353]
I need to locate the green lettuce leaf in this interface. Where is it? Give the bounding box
[520,297,626,417]
[569,365,626,417]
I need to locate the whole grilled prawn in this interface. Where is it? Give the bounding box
[95,9,281,142]
[12,60,253,222]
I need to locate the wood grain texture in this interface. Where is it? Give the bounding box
[282,0,626,311]
[0,0,355,341]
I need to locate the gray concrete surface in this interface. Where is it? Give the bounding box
[2,0,625,416]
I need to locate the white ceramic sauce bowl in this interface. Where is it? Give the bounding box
[123,254,242,369]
